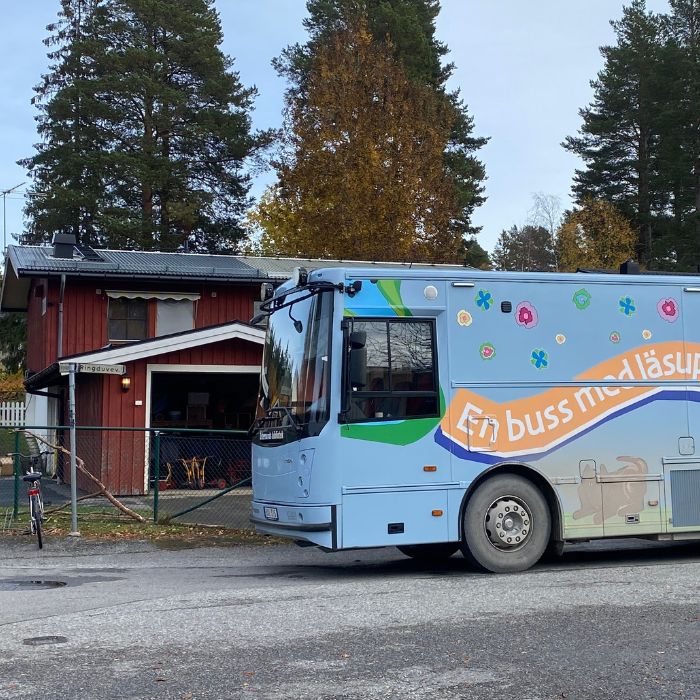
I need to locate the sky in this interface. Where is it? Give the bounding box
[0,0,672,257]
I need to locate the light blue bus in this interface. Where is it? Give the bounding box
[250,264,700,572]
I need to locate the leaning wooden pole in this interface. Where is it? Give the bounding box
[24,430,147,523]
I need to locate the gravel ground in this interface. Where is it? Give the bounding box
[0,535,698,699]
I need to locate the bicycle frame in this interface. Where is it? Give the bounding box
[8,451,50,549]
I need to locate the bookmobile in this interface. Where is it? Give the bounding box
[250,263,700,572]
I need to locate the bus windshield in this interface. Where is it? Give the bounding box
[259,289,333,438]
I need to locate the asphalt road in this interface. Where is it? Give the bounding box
[0,536,698,700]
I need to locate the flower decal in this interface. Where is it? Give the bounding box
[609,331,621,344]
[479,342,496,360]
[642,329,652,340]
[555,334,566,345]
[531,349,548,369]
[457,310,473,327]
[657,298,679,323]
[573,288,591,310]
[475,289,493,311]
[619,296,636,316]
[515,301,538,328]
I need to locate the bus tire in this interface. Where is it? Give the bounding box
[397,543,459,561]
[461,474,550,573]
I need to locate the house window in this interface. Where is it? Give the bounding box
[347,319,438,421]
[156,299,194,336]
[108,298,147,341]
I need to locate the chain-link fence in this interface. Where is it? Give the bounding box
[0,425,254,533]
[151,430,252,527]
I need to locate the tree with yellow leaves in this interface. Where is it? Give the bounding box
[556,199,637,272]
[248,17,465,263]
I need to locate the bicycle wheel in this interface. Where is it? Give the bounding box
[31,495,43,550]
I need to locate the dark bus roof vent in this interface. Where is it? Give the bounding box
[619,259,640,275]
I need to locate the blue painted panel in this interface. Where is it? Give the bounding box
[342,490,449,547]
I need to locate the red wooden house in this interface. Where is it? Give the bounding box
[0,236,320,494]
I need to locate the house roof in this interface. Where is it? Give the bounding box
[1,244,472,311]
[25,320,265,391]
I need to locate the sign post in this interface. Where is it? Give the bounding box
[57,362,126,537]
[67,363,79,537]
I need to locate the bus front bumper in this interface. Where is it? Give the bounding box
[250,501,337,548]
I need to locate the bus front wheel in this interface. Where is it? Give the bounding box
[397,543,459,561]
[461,474,551,573]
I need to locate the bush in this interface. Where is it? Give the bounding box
[0,373,24,402]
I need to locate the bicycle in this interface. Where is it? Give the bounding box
[7,451,52,549]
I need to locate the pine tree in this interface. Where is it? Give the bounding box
[20,0,110,246]
[0,313,26,374]
[660,0,700,266]
[463,238,491,269]
[563,0,665,266]
[265,0,486,250]
[0,274,26,373]
[21,0,265,252]
[492,225,556,272]
[275,0,451,101]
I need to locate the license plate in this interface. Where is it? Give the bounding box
[264,506,279,521]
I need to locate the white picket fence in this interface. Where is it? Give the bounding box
[0,401,25,427]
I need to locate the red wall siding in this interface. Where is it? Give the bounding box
[26,279,46,373]
[62,281,108,358]
[101,367,149,495]
[149,338,262,366]
[26,278,259,372]
[196,285,257,328]
[26,278,61,372]
[73,374,105,493]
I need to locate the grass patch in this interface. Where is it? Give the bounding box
[1,505,283,547]
[0,429,28,458]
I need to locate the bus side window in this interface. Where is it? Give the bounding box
[347,319,438,421]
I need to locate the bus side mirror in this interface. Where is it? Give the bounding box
[349,330,366,349]
[348,332,367,389]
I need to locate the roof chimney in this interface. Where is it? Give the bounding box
[52,233,76,259]
[619,259,640,275]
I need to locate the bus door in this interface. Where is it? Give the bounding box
[666,287,700,533]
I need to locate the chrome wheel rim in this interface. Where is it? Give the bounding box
[483,495,532,551]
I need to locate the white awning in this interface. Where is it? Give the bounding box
[57,322,265,366]
[105,290,201,301]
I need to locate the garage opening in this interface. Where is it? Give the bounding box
[151,372,258,430]
[150,371,259,491]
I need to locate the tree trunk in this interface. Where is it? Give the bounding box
[142,96,154,247]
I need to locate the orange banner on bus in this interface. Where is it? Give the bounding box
[440,341,700,457]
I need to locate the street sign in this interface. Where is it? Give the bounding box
[59,362,126,376]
